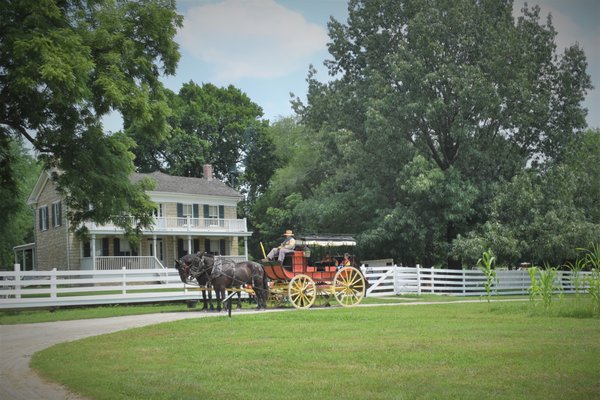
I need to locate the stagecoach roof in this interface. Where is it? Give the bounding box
[296,235,356,247]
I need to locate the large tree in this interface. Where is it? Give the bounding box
[289,0,592,266]
[0,0,182,237]
[128,82,272,192]
[0,136,40,267]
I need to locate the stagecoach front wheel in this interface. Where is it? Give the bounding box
[288,274,317,309]
[333,267,366,307]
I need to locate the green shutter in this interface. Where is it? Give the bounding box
[204,205,209,218]
[219,205,224,219]
[177,203,183,217]
[193,204,199,218]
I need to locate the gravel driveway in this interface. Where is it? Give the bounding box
[0,310,275,400]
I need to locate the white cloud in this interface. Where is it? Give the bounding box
[178,0,328,81]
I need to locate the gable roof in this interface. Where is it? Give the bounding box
[28,170,242,206]
[132,171,241,198]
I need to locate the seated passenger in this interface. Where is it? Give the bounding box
[320,252,338,267]
[340,253,352,268]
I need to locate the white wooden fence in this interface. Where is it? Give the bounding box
[1,263,593,310]
[362,265,592,298]
[0,267,208,310]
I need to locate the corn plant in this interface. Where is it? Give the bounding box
[528,266,540,306]
[581,244,600,314]
[537,265,561,309]
[528,265,561,309]
[564,257,586,299]
[477,250,497,305]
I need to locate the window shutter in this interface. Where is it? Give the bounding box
[177,203,183,217]
[38,208,42,230]
[219,239,226,256]
[114,238,120,256]
[193,204,199,218]
[193,239,200,254]
[57,202,62,226]
[177,239,184,259]
[204,239,211,253]
[102,238,109,256]
[204,205,209,218]
[219,205,224,219]
[44,207,49,230]
[83,241,91,258]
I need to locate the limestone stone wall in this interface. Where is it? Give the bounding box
[34,180,69,271]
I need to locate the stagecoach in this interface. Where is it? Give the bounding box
[261,234,367,309]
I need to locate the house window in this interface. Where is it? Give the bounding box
[153,204,163,217]
[52,201,62,227]
[204,205,224,227]
[207,205,219,225]
[177,203,199,226]
[39,206,49,231]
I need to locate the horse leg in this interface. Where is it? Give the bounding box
[237,289,242,309]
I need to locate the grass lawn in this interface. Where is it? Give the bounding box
[31,300,600,400]
[0,294,454,325]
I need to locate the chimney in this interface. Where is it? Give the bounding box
[203,164,214,181]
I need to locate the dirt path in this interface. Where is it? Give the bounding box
[0,310,279,400]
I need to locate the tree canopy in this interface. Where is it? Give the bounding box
[258,0,594,267]
[127,81,273,196]
[0,0,182,237]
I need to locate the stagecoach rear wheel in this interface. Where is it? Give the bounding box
[333,267,366,307]
[288,274,317,309]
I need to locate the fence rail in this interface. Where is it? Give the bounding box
[0,268,211,309]
[362,265,592,297]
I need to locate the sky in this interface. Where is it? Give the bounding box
[108,0,600,131]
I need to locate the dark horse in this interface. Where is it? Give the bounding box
[174,253,214,311]
[200,253,269,312]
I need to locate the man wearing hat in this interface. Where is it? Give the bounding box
[265,229,296,263]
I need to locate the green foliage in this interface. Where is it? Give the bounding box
[453,130,600,267]
[128,82,272,192]
[1,0,182,235]
[580,244,600,314]
[565,256,587,299]
[0,137,40,267]
[477,250,497,304]
[528,265,562,310]
[265,0,593,265]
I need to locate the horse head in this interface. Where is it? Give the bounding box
[174,253,194,284]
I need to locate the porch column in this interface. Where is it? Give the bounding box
[91,234,96,270]
[173,237,177,261]
[152,235,157,258]
[187,235,192,255]
[244,237,248,260]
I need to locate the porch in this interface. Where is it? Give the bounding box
[85,217,248,234]
[80,255,247,270]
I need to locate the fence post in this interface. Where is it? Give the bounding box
[13,263,21,299]
[430,267,435,293]
[122,266,127,295]
[462,270,466,296]
[50,268,57,298]
[416,265,421,295]
[393,264,399,295]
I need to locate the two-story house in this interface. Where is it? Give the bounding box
[26,165,250,271]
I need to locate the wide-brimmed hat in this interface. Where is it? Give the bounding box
[283,229,294,236]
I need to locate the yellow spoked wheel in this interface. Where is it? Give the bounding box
[333,267,366,307]
[288,274,317,309]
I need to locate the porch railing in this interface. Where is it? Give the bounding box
[85,217,247,233]
[95,256,165,271]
